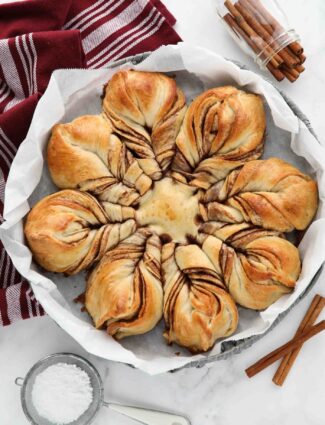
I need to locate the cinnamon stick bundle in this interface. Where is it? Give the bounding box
[273,295,325,386]
[246,0,303,56]
[246,320,325,378]
[222,0,305,82]
[245,294,325,383]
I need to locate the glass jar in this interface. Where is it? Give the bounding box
[215,0,305,82]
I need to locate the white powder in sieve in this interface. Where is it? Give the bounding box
[31,362,93,424]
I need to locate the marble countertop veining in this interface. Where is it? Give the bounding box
[1,1,325,424]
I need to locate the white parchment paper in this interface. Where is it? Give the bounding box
[1,43,325,374]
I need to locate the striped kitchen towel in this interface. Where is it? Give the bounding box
[0,0,181,326]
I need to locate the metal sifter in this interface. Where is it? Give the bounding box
[15,353,190,425]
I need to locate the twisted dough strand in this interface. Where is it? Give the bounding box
[199,222,300,309]
[48,114,153,200]
[103,70,187,175]
[86,229,163,339]
[172,87,265,184]
[24,190,136,275]
[162,242,238,352]
[200,158,318,231]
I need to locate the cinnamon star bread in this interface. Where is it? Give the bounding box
[25,70,318,352]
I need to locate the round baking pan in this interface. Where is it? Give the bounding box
[102,51,323,371]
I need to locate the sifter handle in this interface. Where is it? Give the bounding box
[103,401,190,425]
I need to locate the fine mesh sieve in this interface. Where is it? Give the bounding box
[16,353,103,425]
[16,353,190,425]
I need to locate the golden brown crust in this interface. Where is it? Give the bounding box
[47,114,153,198]
[102,70,187,174]
[200,158,318,231]
[200,222,300,310]
[25,190,136,274]
[162,242,238,352]
[47,115,114,188]
[172,86,266,185]
[25,70,319,352]
[85,229,163,338]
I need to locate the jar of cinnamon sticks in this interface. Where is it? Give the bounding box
[216,0,305,82]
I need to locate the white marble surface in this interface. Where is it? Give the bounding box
[1,1,325,424]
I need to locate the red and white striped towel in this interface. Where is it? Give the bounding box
[0,0,181,326]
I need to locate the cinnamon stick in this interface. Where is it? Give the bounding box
[222,2,305,82]
[246,0,303,55]
[272,295,325,386]
[234,1,284,66]
[299,53,306,64]
[295,64,305,73]
[241,0,273,34]
[266,63,285,82]
[279,47,300,68]
[281,72,296,83]
[224,13,256,50]
[223,13,285,81]
[281,65,300,82]
[245,320,325,378]
[242,0,302,68]
[237,0,298,69]
[288,41,303,56]
[224,0,283,69]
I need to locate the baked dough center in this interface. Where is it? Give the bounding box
[137,177,200,243]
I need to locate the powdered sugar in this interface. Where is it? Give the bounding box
[31,362,93,424]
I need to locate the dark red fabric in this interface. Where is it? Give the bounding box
[0,31,85,113]
[0,93,40,180]
[63,0,182,68]
[0,0,73,39]
[0,0,181,326]
[28,30,86,93]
